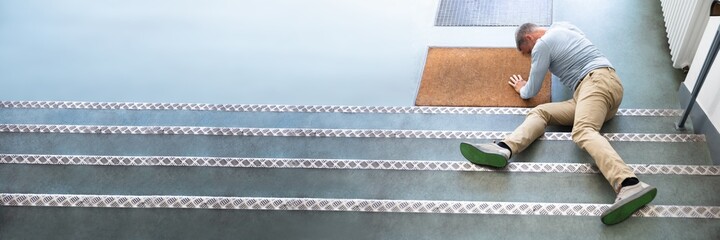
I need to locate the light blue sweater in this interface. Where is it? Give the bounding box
[520,22,613,99]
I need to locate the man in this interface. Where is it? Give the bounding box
[459,22,657,225]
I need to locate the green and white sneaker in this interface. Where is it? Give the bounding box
[459,142,510,168]
[601,182,657,225]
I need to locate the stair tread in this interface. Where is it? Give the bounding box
[0,106,693,133]
[2,164,718,205]
[0,134,711,165]
[2,206,718,239]
[4,154,717,175]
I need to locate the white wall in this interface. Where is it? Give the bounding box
[685,17,720,131]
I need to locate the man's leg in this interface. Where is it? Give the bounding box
[502,100,576,156]
[571,68,634,190]
[572,68,656,225]
[460,100,575,167]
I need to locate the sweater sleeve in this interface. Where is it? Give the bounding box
[520,40,550,99]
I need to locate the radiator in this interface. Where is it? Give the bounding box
[660,0,713,69]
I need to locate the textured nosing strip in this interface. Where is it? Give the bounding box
[0,124,705,142]
[2,154,719,176]
[0,101,683,116]
[1,194,717,219]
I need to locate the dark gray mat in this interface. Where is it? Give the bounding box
[436,0,553,26]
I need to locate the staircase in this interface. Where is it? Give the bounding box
[0,101,718,239]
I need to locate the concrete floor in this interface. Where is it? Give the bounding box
[0,0,685,108]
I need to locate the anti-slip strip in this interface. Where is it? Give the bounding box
[0,124,705,142]
[0,101,683,116]
[2,154,718,176]
[1,193,717,219]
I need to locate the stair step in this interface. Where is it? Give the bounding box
[0,102,692,133]
[3,193,718,219]
[2,206,718,239]
[2,164,718,205]
[0,124,705,142]
[0,130,711,165]
[0,101,686,116]
[3,154,719,176]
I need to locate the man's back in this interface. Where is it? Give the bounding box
[538,22,613,90]
[520,22,614,98]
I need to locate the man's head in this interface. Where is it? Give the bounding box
[515,23,546,56]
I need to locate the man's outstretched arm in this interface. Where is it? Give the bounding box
[509,41,551,99]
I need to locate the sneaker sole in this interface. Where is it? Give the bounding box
[601,187,657,225]
[459,142,508,168]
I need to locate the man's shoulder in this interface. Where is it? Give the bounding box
[543,26,585,45]
[550,22,585,36]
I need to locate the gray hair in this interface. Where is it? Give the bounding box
[515,23,538,51]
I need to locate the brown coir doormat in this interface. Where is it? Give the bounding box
[415,47,551,107]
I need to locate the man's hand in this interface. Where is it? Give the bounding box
[508,74,527,94]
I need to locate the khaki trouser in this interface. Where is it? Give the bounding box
[503,67,636,192]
